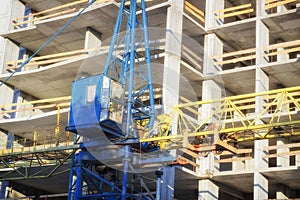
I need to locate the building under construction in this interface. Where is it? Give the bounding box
[0,0,300,199]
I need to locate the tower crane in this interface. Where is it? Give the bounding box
[66,0,173,199]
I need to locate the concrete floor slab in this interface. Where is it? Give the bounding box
[0,108,69,140]
[214,171,254,193]
[261,166,300,189]
[262,9,300,44]
[209,18,257,51]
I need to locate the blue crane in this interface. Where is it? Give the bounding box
[66,0,164,199]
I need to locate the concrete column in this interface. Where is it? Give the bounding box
[0,0,25,33]
[254,68,269,200]
[296,154,300,166]
[277,4,288,12]
[163,0,183,113]
[198,179,219,200]
[0,38,20,74]
[276,138,289,167]
[255,68,269,111]
[203,33,223,73]
[198,152,218,177]
[232,155,245,171]
[276,38,289,62]
[256,0,267,17]
[84,27,102,49]
[162,1,184,199]
[256,20,269,65]
[205,0,224,29]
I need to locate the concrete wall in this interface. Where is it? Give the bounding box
[0,0,25,33]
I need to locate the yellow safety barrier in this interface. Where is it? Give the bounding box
[214,3,254,20]
[12,0,112,29]
[265,0,297,10]
[184,1,205,25]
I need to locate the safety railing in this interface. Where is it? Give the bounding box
[263,142,300,168]
[212,39,300,68]
[0,96,70,118]
[265,0,297,11]
[216,149,253,172]
[6,48,95,72]
[0,96,71,155]
[184,1,205,26]
[264,39,300,62]
[11,0,110,29]
[214,3,254,23]
[211,47,256,69]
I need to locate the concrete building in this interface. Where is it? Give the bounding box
[0,0,299,199]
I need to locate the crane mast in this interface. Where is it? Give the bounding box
[67,0,160,199]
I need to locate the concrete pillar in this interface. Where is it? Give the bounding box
[276,138,289,167]
[198,179,219,200]
[277,4,288,12]
[162,1,184,199]
[254,68,269,200]
[256,20,269,65]
[205,0,224,29]
[84,27,102,49]
[232,155,245,171]
[0,37,20,74]
[256,0,267,17]
[296,154,300,166]
[198,152,219,176]
[276,38,289,62]
[203,33,223,73]
[0,0,25,33]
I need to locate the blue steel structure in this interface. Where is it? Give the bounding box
[67,0,160,199]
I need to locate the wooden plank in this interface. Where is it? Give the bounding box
[214,54,256,65]
[262,150,300,158]
[188,144,217,152]
[1,103,69,115]
[13,0,89,21]
[265,0,296,9]
[8,49,92,65]
[216,140,237,154]
[185,1,204,16]
[264,40,300,51]
[184,5,205,23]
[264,142,300,150]
[221,148,252,155]
[216,8,254,19]
[214,3,252,14]
[215,156,252,163]
[266,0,280,3]
[180,148,199,158]
[177,155,198,167]
[0,96,71,108]
[264,46,300,57]
[7,55,83,70]
[211,48,256,59]
[13,9,76,27]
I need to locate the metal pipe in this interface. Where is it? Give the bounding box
[121,145,130,200]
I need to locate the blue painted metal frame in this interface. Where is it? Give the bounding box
[68,0,157,199]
